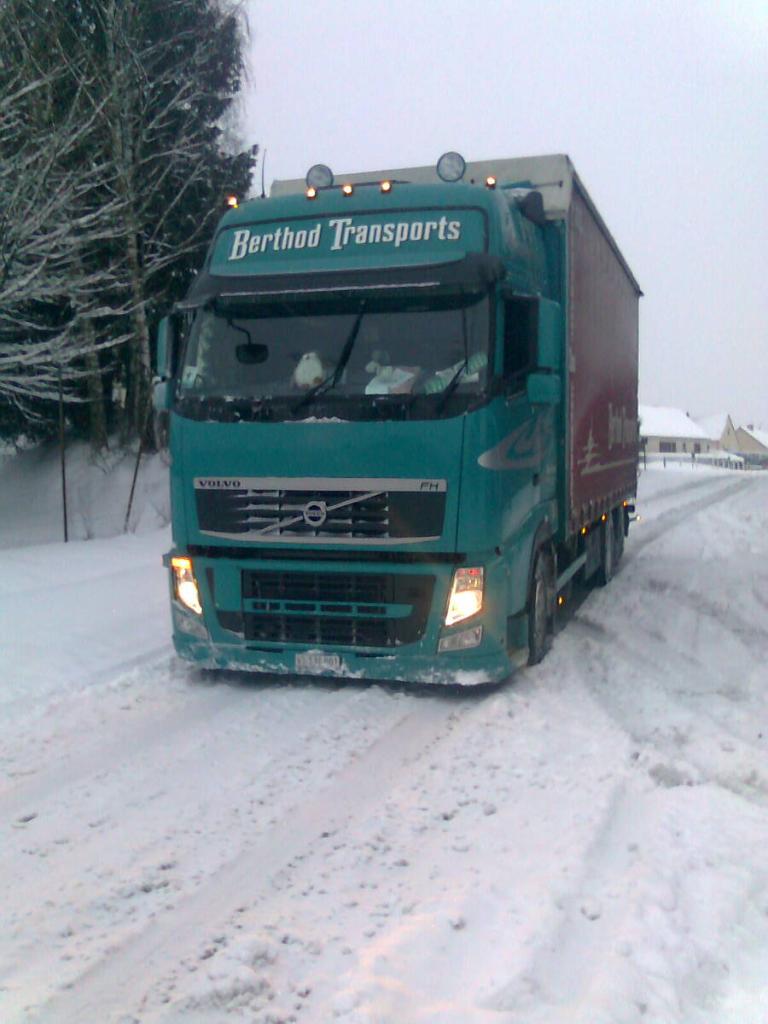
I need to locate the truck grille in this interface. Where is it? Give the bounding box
[229,569,435,648]
[194,477,446,543]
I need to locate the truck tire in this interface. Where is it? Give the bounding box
[596,514,614,586]
[612,507,625,567]
[528,548,555,665]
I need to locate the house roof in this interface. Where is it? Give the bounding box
[741,426,768,450]
[695,412,731,440]
[639,404,710,440]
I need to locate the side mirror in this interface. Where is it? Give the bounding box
[537,298,561,371]
[527,372,561,406]
[156,316,177,379]
[153,378,174,412]
[518,190,546,226]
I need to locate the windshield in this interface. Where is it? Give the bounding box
[177,293,490,418]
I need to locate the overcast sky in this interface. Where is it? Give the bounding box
[242,0,767,427]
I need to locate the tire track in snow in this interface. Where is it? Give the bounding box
[637,470,740,508]
[635,576,768,648]
[484,771,768,1024]
[0,663,362,819]
[28,694,463,1024]
[0,679,384,992]
[624,476,753,559]
[569,615,768,807]
[571,472,768,806]
[0,643,170,714]
[0,652,177,804]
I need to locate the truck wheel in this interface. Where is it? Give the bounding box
[596,514,614,586]
[612,508,624,566]
[528,549,554,665]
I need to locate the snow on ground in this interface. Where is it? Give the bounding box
[0,440,169,549]
[1,452,767,1024]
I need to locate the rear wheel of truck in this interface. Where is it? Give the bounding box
[612,507,625,567]
[528,549,555,665]
[596,513,614,586]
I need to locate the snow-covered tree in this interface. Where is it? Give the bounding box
[0,0,256,445]
[60,0,257,440]
[0,1,128,436]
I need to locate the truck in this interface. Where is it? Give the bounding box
[155,152,640,684]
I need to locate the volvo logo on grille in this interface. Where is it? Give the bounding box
[302,500,328,527]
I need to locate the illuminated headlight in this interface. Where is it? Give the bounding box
[444,567,484,626]
[438,625,483,652]
[171,556,202,615]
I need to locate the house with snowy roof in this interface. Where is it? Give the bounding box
[639,405,743,467]
[694,412,740,452]
[734,425,768,467]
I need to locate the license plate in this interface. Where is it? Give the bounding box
[295,651,342,674]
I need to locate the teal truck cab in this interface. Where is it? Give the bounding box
[156,153,640,684]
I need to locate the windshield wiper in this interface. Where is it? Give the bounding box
[435,305,469,414]
[291,302,366,414]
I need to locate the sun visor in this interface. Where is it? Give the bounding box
[176,253,504,311]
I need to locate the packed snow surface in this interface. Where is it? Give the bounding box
[1,451,768,1023]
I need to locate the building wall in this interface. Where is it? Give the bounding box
[721,418,740,451]
[643,435,712,455]
[734,428,768,466]
[734,428,768,455]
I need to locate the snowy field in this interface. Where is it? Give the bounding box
[1,448,767,1023]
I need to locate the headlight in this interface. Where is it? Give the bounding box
[444,566,484,626]
[171,556,202,615]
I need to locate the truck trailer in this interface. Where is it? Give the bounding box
[155,153,641,684]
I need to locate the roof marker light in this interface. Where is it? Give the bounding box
[306,186,318,199]
[485,175,497,189]
[341,183,354,196]
[226,195,239,209]
[380,180,393,193]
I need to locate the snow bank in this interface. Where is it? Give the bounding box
[0,440,170,549]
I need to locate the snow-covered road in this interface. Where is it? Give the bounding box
[2,466,767,1023]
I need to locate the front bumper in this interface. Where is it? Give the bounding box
[172,624,520,686]
[167,550,523,686]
